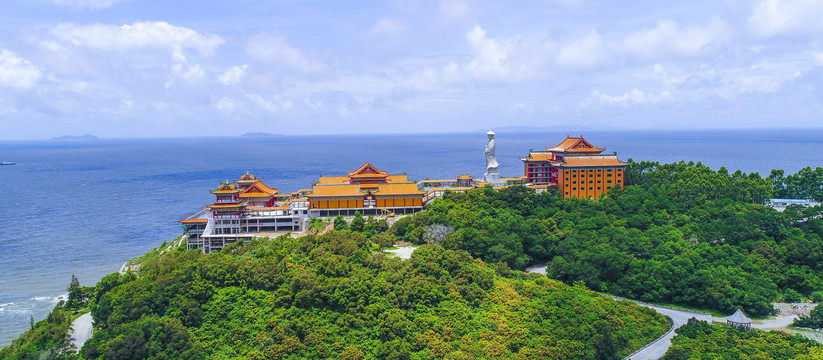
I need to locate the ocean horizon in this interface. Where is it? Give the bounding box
[1,128,822,347]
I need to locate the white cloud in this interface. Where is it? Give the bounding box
[52,0,130,9]
[217,65,249,85]
[165,46,204,87]
[623,18,730,60]
[214,97,239,112]
[556,30,611,71]
[53,21,224,56]
[368,18,407,38]
[748,0,823,37]
[246,33,324,73]
[0,50,42,89]
[465,26,511,80]
[585,88,673,108]
[247,94,293,112]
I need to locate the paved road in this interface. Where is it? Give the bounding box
[69,312,93,351]
[525,264,709,360]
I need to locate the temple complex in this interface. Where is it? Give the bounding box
[181,163,424,253]
[521,136,627,199]
[181,133,629,253]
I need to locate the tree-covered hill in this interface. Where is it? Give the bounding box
[663,319,822,359]
[393,161,823,316]
[2,231,670,359]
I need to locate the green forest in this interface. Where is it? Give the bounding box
[663,319,822,359]
[392,161,823,317]
[1,232,669,360]
[3,162,823,359]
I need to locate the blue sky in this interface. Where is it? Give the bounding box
[1,0,822,139]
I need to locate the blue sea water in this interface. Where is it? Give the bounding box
[1,129,822,347]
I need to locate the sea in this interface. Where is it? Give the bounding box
[1,128,822,347]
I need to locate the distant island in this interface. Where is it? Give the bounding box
[241,132,281,137]
[51,134,98,140]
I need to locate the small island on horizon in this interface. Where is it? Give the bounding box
[51,134,99,140]
[241,132,281,137]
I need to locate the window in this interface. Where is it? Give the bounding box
[597,174,602,177]
[573,181,577,184]
[597,180,601,183]
[565,192,569,195]
[617,179,622,183]
[607,180,613,184]
[607,173,612,177]
[589,187,593,190]
[572,187,577,190]
[597,187,601,190]
[565,184,569,187]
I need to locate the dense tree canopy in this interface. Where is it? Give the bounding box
[393,161,823,316]
[5,232,668,359]
[664,319,822,359]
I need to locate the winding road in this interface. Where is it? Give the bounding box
[525,264,712,360]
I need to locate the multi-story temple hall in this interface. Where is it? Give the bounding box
[521,136,627,199]
[180,163,425,253]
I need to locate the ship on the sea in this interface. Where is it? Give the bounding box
[0,162,15,165]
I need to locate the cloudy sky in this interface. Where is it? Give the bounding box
[1,0,822,139]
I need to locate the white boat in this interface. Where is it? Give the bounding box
[0,162,16,165]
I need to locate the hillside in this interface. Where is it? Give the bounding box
[391,162,823,316]
[2,231,670,359]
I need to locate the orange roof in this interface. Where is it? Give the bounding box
[179,218,208,224]
[238,172,257,181]
[375,183,424,196]
[238,181,278,198]
[386,174,409,183]
[559,155,627,168]
[457,175,473,180]
[525,152,555,161]
[239,192,272,198]
[316,176,351,185]
[247,205,289,211]
[547,136,605,154]
[210,182,239,194]
[348,162,387,177]
[209,203,243,208]
[308,184,363,197]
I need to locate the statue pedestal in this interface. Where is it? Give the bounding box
[484,171,506,187]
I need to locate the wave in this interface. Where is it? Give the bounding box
[30,293,67,303]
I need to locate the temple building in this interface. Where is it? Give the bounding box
[180,163,424,253]
[308,162,424,217]
[180,173,310,254]
[521,136,627,199]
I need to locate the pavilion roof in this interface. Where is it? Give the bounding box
[316,176,351,185]
[308,184,363,197]
[179,218,208,224]
[557,154,627,168]
[210,182,240,194]
[209,203,243,208]
[726,309,752,324]
[348,162,388,177]
[238,181,279,198]
[547,136,605,154]
[524,152,555,162]
[375,183,424,196]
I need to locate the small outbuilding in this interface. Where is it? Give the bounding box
[726,309,752,330]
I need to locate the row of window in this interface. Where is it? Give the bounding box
[569,173,617,179]
[565,179,621,187]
